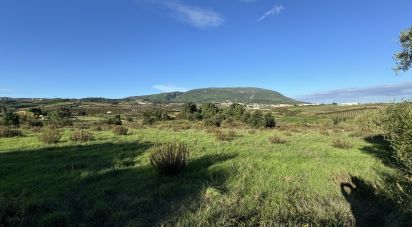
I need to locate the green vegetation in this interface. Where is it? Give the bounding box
[112,126,128,135]
[149,142,189,176]
[0,100,411,226]
[394,26,412,73]
[39,128,62,144]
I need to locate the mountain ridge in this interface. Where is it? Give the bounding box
[128,87,303,104]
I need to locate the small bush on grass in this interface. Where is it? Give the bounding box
[113,126,128,135]
[149,142,189,176]
[39,128,62,144]
[269,135,287,144]
[70,130,94,142]
[215,130,236,141]
[332,138,353,149]
[0,127,22,138]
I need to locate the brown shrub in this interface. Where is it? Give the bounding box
[0,127,22,138]
[70,130,94,142]
[39,128,62,144]
[149,142,189,176]
[113,126,128,135]
[215,130,236,141]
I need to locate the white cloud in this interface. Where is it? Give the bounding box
[297,82,412,103]
[257,5,284,22]
[163,1,224,29]
[152,84,189,93]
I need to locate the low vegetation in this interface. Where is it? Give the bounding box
[0,100,411,226]
[0,127,22,138]
[269,135,287,144]
[149,142,189,176]
[70,130,94,142]
[112,126,128,135]
[39,128,62,144]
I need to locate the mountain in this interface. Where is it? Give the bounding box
[128,87,302,104]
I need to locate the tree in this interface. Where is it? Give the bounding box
[200,103,219,119]
[394,26,412,73]
[180,102,200,120]
[224,103,246,120]
[264,112,276,128]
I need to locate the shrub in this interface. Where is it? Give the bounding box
[0,127,22,138]
[149,142,189,176]
[28,119,43,128]
[200,103,219,119]
[180,103,201,120]
[264,112,276,128]
[39,128,62,144]
[269,135,287,144]
[70,130,94,142]
[142,109,170,124]
[379,101,412,174]
[107,115,122,125]
[3,112,20,127]
[113,126,128,135]
[203,113,223,127]
[215,130,236,141]
[332,138,352,149]
[224,103,246,120]
[331,116,345,126]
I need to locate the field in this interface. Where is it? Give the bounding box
[0,102,406,226]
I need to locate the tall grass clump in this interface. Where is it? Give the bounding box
[269,135,287,144]
[70,130,94,142]
[149,142,189,176]
[214,130,236,141]
[39,128,62,144]
[332,138,352,149]
[113,126,128,135]
[0,127,22,138]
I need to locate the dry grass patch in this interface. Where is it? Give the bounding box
[215,130,237,141]
[0,127,22,138]
[113,126,129,135]
[269,135,287,144]
[70,130,94,142]
[332,138,353,149]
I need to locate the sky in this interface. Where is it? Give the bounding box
[0,0,412,103]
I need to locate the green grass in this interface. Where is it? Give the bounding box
[0,126,401,226]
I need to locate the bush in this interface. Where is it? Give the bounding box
[142,109,170,124]
[149,142,189,176]
[39,128,62,144]
[113,126,128,135]
[28,119,43,128]
[269,135,287,144]
[224,103,246,120]
[332,138,352,149]
[70,130,94,142]
[93,126,103,131]
[203,113,223,127]
[180,103,201,120]
[264,112,276,128]
[2,112,20,127]
[215,130,236,141]
[379,101,412,174]
[200,103,219,119]
[107,115,122,125]
[0,127,22,138]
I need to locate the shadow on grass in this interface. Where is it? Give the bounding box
[0,142,236,226]
[340,176,395,227]
[360,134,399,169]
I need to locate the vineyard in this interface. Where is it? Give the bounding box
[316,107,381,118]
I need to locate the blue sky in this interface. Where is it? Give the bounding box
[1,0,412,103]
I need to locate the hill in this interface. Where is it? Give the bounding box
[128,87,301,104]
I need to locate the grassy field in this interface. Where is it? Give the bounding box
[0,119,402,226]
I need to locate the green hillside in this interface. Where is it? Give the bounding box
[129,87,301,104]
